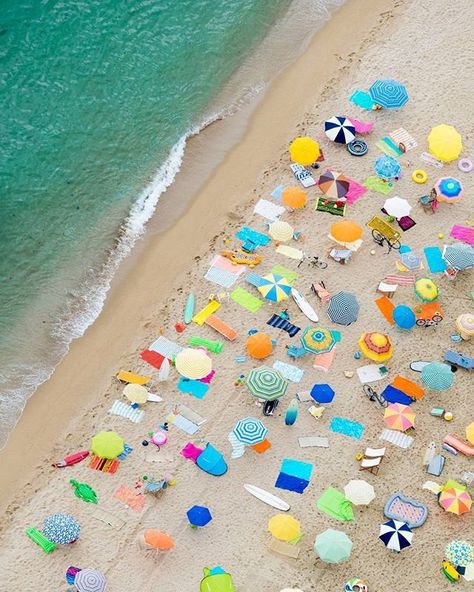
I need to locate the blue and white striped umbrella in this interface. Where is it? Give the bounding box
[374,155,401,180]
[74,568,107,592]
[379,519,413,551]
[324,116,356,144]
[421,362,454,391]
[327,291,360,326]
[443,244,474,270]
[233,417,268,445]
[369,79,409,108]
[43,513,80,544]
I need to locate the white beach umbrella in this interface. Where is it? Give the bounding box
[343,480,376,506]
[383,196,412,218]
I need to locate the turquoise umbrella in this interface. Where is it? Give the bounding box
[369,79,409,108]
[374,155,401,180]
[246,366,288,401]
[314,528,353,563]
[421,362,454,391]
[257,273,292,302]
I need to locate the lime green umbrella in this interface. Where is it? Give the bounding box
[91,431,124,459]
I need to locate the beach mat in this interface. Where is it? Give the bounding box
[423,246,447,273]
[364,176,394,194]
[230,287,263,313]
[116,371,150,385]
[270,264,298,284]
[140,349,167,369]
[329,417,364,439]
[375,295,395,324]
[275,244,303,260]
[275,458,313,494]
[149,336,183,358]
[315,197,346,216]
[273,360,304,383]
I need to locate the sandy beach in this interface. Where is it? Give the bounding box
[1,0,473,590]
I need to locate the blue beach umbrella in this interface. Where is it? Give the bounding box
[392,305,416,330]
[369,79,409,108]
[310,383,335,404]
[374,155,401,180]
[327,291,360,326]
[324,116,356,144]
[379,519,413,551]
[257,273,292,303]
[421,362,454,391]
[43,513,80,544]
[186,505,212,528]
[233,417,268,445]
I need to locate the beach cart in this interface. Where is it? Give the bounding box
[367,216,401,253]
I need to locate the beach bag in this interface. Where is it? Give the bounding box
[200,568,234,592]
[196,444,228,476]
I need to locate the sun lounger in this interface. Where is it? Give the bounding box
[377,282,398,298]
[290,163,316,187]
[192,300,221,325]
[311,282,331,304]
[205,315,237,341]
[116,371,150,385]
[360,447,385,474]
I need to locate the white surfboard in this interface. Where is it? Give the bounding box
[244,483,290,512]
[291,288,318,322]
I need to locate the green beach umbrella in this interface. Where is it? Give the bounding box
[246,366,288,401]
[421,362,454,391]
[314,528,353,564]
[301,326,336,354]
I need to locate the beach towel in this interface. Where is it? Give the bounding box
[423,246,447,273]
[349,90,375,110]
[329,417,364,439]
[298,436,329,448]
[114,485,145,512]
[236,226,271,247]
[347,117,374,134]
[253,198,285,221]
[275,244,304,260]
[364,176,394,194]
[316,487,354,521]
[270,264,299,284]
[88,455,120,474]
[290,163,316,187]
[271,184,285,202]
[380,428,414,449]
[230,287,263,313]
[345,177,368,205]
[375,295,395,324]
[109,400,144,423]
[397,216,416,231]
[273,360,304,383]
[267,313,300,337]
[275,458,313,494]
[228,431,245,459]
[140,349,167,369]
[390,128,417,152]
[385,274,416,285]
[245,272,266,287]
[380,385,413,406]
[375,137,404,157]
[177,377,209,399]
[315,197,346,216]
[176,403,206,426]
[149,336,183,359]
[312,348,336,372]
[168,414,200,435]
[450,225,474,246]
[391,376,424,400]
[356,364,387,384]
[420,152,444,168]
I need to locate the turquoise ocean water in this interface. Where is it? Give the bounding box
[0,0,343,447]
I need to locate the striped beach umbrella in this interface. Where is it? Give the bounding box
[428,124,462,163]
[327,291,360,326]
[455,313,474,340]
[74,569,107,592]
[439,488,472,515]
[442,244,474,270]
[379,519,413,551]
[414,277,439,302]
[233,417,267,445]
[384,403,416,432]
[43,513,80,544]
[314,529,353,564]
[246,366,288,401]
[445,540,474,567]
[268,220,294,242]
[421,362,454,391]
[301,326,336,354]
[434,177,464,203]
[358,332,393,362]
[400,252,422,270]
[318,170,350,199]
[257,273,292,302]
[374,155,401,180]
[324,116,355,144]
[369,79,409,108]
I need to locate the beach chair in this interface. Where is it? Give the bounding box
[359,447,386,475]
[376,281,398,298]
[311,281,331,304]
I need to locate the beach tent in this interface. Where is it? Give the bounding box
[282,186,307,209]
[43,513,80,544]
[289,137,320,166]
[358,332,393,362]
[314,529,352,563]
[268,514,301,542]
[369,79,408,108]
[428,124,462,162]
[324,116,355,144]
[74,568,107,592]
[90,431,124,459]
[175,348,212,379]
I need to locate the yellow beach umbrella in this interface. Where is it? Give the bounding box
[282,186,307,209]
[428,124,462,163]
[289,137,320,166]
[358,332,393,362]
[268,220,294,243]
[268,514,301,542]
[414,277,439,303]
[175,348,212,379]
[466,422,474,445]
[123,383,148,404]
[91,431,125,459]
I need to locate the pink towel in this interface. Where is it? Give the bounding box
[212,255,245,274]
[312,348,336,372]
[347,117,374,134]
[181,442,203,462]
[450,225,474,245]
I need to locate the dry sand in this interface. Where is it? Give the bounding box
[1,0,474,590]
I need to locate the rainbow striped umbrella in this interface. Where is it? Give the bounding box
[384,403,415,431]
[434,177,464,203]
[439,488,472,515]
[257,273,292,302]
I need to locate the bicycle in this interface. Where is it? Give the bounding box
[363,384,388,407]
[415,314,443,327]
[297,253,328,269]
[371,229,401,254]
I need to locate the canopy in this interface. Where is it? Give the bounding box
[369,79,408,108]
[421,362,454,391]
[379,519,413,551]
[186,505,212,527]
[289,137,320,166]
[439,488,472,515]
[324,116,355,144]
[358,332,393,362]
[434,177,464,203]
[246,332,273,359]
[175,348,212,379]
[443,244,474,271]
[282,186,307,209]
[268,514,301,542]
[268,220,294,243]
[466,421,474,445]
[445,540,474,567]
[314,528,353,564]
[414,277,439,302]
[383,196,412,218]
[310,383,335,404]
[257,273,292,302]
[318,170,350,199]
[374,155,401,180]
[327,291,360,326]
[233,417,267,445]
[123,383,148,404]
[91,431,124,460]
[74,569,107,592]
[343,480,375,505]
[330,220,363,243]
[400,252,422,270]
[428,124,462,162]
[456,313,474,339]
[384,403,416,431]
[43,513,80,544]
[246,366,288,401]
[301,326,336,354]
[143,530,175,549]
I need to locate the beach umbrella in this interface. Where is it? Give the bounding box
[282,186,307,209]
[456,313,474,340]
[268,220,294,243]
[289,137,320,166]
[123,383,148,405]
[369,79,409,108]
[175,348,212,379]
[428,124,462,163]
[343,480,375,506]
[257,273,292,302]
[379,519,413,551]
[330,220,363,243]
[233,417,267,445]
[392,305,416,330]
[466,422,474,445]
[439,488,472,515]
[442,244,474,271]
[91,431,124,459]
[327,291,360,326]
[158,357,170,382]
[314,529,353,564]
[186,505,212,528]
[43,513,80,544]
[74,569,107,592]
[374,155,401,180]
[318,170,350,199]
[246,332,273,359]
[414,277,439,302]
[383,196,412,218]
[358,332,393,362]
[268,514,301,542]
[384,403,416,431]
[246,366,288,401]
[301,326,336,354]
[324,116,355,144]
[434,177,464,203]
[143,530,175,550]
[400,252,422,271]
[310,383,335,404]
[421,362,454,391]
[445,540,474,567]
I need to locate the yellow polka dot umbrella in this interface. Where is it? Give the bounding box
[289,137,320,166]
[358,332,393,362]
[175,348,212,379]
[428,124,462,163]
[414,277,439,303]
[268,513,301,542]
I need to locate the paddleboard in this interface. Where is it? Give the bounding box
[184,293,195,324]
[244,483,290,512]
[291,288,318,322]
[410,360,430,373]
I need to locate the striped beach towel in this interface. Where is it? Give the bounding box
[380,428,414,449]
[385,274,416,286]
[109,400,144,423]
[389,128,417,152]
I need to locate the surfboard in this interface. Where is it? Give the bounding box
[291,288,318,322]
[244,484,290,512]
[184,293,195,324]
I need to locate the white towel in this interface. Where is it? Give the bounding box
[379,428,413,449]
[253,199,285,221]
[109,400,144,423]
